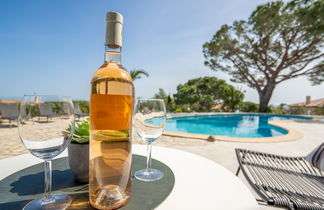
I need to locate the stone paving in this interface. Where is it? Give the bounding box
[1,118,323,209]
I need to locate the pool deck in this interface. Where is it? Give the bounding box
[164,112,308,142]
[0,114,323,209]
[151,118,324,210]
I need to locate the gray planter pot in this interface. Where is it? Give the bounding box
[68,143,89,183]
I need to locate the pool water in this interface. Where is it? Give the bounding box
[147,114,311,138]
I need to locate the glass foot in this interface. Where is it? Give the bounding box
[23,194,72,210]
[134,168,164,182]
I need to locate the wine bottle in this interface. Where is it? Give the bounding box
[89,12,134,209]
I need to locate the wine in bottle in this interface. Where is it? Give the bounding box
[89,11,134,209]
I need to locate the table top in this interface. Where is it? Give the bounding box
[0,144,259,210]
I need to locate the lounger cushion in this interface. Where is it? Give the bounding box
[306,142,324,171]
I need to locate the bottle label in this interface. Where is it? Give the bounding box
[90,94,132,131]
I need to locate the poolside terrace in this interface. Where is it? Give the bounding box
[0,114,323,209]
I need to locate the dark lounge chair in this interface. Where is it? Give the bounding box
[38,103,55,121]
[0,103,19,128]
[236,148,323,210]
[74,103,88,120]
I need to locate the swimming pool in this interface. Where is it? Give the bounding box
[147,114,311,138]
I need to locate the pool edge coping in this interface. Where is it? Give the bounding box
[163,118,305,143]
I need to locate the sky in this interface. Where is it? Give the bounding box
[0,0,323,105]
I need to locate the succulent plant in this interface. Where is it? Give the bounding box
[66,118,89,144]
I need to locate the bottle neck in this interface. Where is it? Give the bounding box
[104,45,121,64]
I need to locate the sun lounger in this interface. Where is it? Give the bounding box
[62,102,74,117]
[74,103,88,119]
[38,103,55,121]
[235,148,323,210]
[0,103,19,128]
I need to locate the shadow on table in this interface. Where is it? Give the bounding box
[1,155,175,210]
[0,193,96,210]
[0,199,30,210]
[10,169,74,196]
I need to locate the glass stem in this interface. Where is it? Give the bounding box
[146,143,152,172]
[44,159,53,201]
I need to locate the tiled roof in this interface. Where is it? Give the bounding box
[289,98,324,107]
[0,99,20,104]
[211,104,224,110]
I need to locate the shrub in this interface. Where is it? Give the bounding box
[289,106,306,115]
[272,104,289,115]
[314,106,324,115]
[240,102,259,112]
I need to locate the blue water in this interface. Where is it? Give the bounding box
[146,114,311,138]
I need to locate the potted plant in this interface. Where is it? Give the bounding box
[66,118,89,183]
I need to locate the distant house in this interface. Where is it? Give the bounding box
[0,99,20,104]
[211,104,228,112]
[289,96,324,114]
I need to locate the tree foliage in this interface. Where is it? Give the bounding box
[308,61,324,85]
[153,88,175,112]
[240,101,259,112]
[173,77,244,112]
[203,0,324,112]
[154,88,168,99]
[223,86,245,111]
[130,69,150,81]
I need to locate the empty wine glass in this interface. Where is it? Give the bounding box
[18,95,75,210]
[134,99,166,182]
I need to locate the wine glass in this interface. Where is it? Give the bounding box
[134,99,166,182]
[18,95,75,210]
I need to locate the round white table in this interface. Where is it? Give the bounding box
[0,145,259,210]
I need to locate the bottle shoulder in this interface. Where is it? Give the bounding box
[91,62,132,83]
